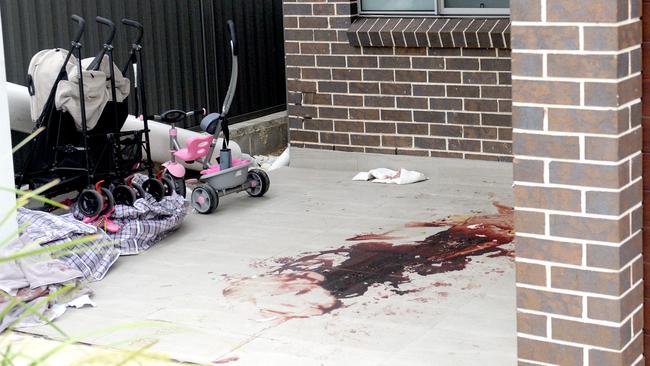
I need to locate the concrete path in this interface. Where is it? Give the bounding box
[20,158,515,365]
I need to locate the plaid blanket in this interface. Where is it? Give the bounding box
[72,175,187,255]
[16,208,119,281]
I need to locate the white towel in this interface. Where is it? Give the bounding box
[353,168,427,185]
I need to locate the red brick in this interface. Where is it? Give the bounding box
[551,266,631,296]
[513,133,580,159]
[512,25,580,50]
[513,80,580,105]
[550,214,631,243]
[517,312,547,337]
[516,287,583,317]
[517,337,583,365]
[552,318,631,349]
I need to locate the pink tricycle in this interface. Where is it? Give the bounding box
[155,20,269,214]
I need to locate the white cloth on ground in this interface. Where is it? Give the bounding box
[0,236,93,332]
[0,236,83,294]
[353,168,427,185]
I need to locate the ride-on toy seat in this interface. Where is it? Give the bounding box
[174,135,212,161]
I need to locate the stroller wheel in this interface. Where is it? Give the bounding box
[143,178,165,201]
[191,184,218,214]
[161,175,175,196]
[99,187,114,215]
[131,182,147,200]
[78,189,103,217]
[164,172,187,198]
[113,185,137,206]
[246,169,270,198]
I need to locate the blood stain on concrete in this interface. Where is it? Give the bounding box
[224,203,514,319]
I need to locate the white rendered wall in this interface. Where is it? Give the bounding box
[0,12,17,240]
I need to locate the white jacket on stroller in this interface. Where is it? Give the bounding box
[28,48,130,131]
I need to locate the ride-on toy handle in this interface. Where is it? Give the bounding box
[156,108,207,124]
[221,20,239,118]
[227,20,238,56]
[122,18,144,45]
[71,15,85,43]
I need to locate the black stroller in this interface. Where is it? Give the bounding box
[15,15,170,217]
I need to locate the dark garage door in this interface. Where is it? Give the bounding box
[0,0,287,127]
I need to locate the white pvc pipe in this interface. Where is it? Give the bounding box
[121,115,241,171]
[7,82,241,171]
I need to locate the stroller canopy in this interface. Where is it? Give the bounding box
[28,49,130,132]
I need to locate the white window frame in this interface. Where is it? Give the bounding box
[439,1,510,15]
[359,0,510,16]
[359,1,439,16]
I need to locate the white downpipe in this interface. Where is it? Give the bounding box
[0,16,18,240]
[7,82,241,172]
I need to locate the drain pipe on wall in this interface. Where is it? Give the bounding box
[0,14,18,240]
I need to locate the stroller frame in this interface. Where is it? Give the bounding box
[17,15,94,197]
[16,15,170,216]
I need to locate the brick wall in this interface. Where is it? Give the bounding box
[643,0,650,356]
[512,0,644,364]
[283,0,513,161]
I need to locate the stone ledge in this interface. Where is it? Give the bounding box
[231,111,288,156]
[347,17,511,49]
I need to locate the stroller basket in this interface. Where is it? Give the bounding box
[87,130,143,179]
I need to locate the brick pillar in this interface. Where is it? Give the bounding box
[512,0,644,364]
[642,0,650,355]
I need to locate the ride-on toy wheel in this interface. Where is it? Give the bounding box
[142,178,165,201]
[191,184,219,214]
[77,189,103,217]
[246,169,270,198]
[164,172,186,198]
[161,175,175,196]
[99,187,114,215]
[131,182,146,200]
[112,185,137,206]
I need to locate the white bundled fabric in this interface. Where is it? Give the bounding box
[352,168,427,185]
[269,147,290,171]
[55,67,109,131]
[80,55,130,103]
[28,49,73,122]
[27,48,130,131]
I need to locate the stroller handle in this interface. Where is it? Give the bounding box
[227,20,238,56]
[122,18,144,45]
[86,16,117,71]
[96,16,116,45]
[71,15,85,43]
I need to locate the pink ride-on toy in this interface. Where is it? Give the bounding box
[157,20,269,214]
[155,108,208,198]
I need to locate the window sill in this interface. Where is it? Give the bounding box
[347,17,511,49]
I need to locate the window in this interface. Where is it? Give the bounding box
[361,0,437,15]
[360,0,510,16]
[441,0,509,15]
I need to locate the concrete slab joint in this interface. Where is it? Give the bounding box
[512,0,644,365]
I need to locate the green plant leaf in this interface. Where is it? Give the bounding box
[10,127,44,155]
